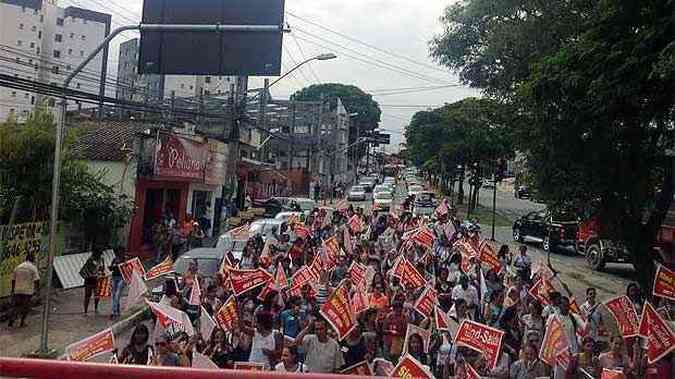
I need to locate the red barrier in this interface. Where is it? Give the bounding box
[0,358,373,379]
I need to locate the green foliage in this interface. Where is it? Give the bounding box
[0,109,133,247]
[290,83,382,132]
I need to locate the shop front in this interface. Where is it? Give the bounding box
[187,139,228,238]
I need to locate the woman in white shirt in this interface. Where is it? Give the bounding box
[275,346,307,373]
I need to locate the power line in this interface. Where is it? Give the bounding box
[282,44,313,86]
[371,85,462,96]
[290,34,321,84]
[286,11,450,75]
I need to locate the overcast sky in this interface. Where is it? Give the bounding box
[62,0,480,149]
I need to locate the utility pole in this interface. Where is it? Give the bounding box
[259,79,269,161]
[288,101,295,169]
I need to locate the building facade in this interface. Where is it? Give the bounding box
[0,0,111,122]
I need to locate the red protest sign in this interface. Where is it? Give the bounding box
[479,242,502,272]
[215,295,239,331]
[118,257,146,283]
[351,289,369,315]
[348,215,364,233]
[274,262,288,289]
[233,362,266,371]
[348,262,368,289]
[390,354,434,379]
[434,306,459,339]
[228,268,273,296]
[454,319,505,370]
[95,275,112,298]
[144,255,174,281]
[65,328,115,361]
[604,295,640,337]
[308,254,324,282]
[464,362,481,379]
[413,286,438,319]
[652,264,675,301]
[601,368,626,379]
[340,361,373,376]
[638,301,675,364]
[413,227,435,249]
[539,316,570,367]
[294,224,312,240]
[392,257,427,289]
[528,277,556,306]
[320,280,356,341]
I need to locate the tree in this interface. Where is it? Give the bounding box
[430,0,675,289]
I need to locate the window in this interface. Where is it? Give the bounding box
[81,35,86,41]
[11,91,16,97]
[53,50,60,58]
[37,31,41,39]
[205,76,211,83]
[36,47,40,55]
[56,18,64,26]
[55,34,62,42]
[30,42,35,48]
[68,48,72,55]
[51,66,59,74]
[24,93,29,99]
[17,40,23,46]
[40,15,44,23]
[80,50,84,57]
[76,83,80,89]
[48,98,55,107]
[83,19,87,24]
[31,96,35,105]
[31,25,36,31]
[19,23,24,30]
[180,83,185,89]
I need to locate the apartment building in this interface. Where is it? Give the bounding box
[0,0,111,122]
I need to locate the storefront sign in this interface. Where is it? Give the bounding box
[65,328,115,362]
[155,133,207,180]
[454,319,505,370]
[0,222,47,297]
[652,264,675,301]
[604,295,640,337]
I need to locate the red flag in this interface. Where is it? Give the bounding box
[118,257,146,284]
[95,275,112,298]
[413,226,435,249]
[275,262,288,289]
[413,286,438,319]
[144,255,174,281]
[340,361,373,376]
[539,316,570,367]
[215,295,239,331]
[188,276,201,306]
[65,328,115,362]
[228,268,273,296]
[320,280,356,340]
[454,319,505,370]
[348,215,364,233]
[637,301,675,364]
[652,263,675,301]
[390,354,434,379]
[604,295,640,337]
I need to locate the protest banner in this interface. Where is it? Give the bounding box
[351,288,369,315]
[403,323,432,354]
[144,255,174,281]
[308,254,324,282]
[215,295,239,332]
[413,286,438,319]
[539,316,570,368]
[323,236,340,262]
[390,354,434,379]
[343,226,353,256]
[192,352,219,369]
[118,257,146,284]
[434,306,459,339]
[233,362,266,371]
[479,242,502,272]
[124,271,147,311]
[199,306,217,341]
[228,268,273,296]
[146,300,195,336]
[340,361,373,376]
[95,275,112,298]
[637,301,675,364]
[601,368,626,379]
[65,328,115,362]
[290,266,316,292]
[652,264,675,301]
[454,319,505,370]
[320,280,356,340]
[604,295,640,337]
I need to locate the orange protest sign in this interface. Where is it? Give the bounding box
[228,268,273,296]
[390,354,434,379]
[392,257,427,289]
[118,257,146,284]
[454,319,505,370]
[652,264,675,301]
[601,368,626,379]
[215,295,239,331]
[340,361,373,376]
[144,255,174,281]
[539,316,569,367]
[95,275,112,298]
[348,261,368,289]
[351,288,369,315]
[274,262,288,289]
[65,328,115,361]
[604,295,640,337]
[478,241,502,272]
[413,226,435,249]
[528,277,556,306]
[637,301,675,364]
[413,286,438,319]
[320,280,356,341]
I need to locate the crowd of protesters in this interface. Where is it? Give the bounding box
[94,192,674,378]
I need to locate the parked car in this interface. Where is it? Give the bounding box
[249,218,288,240]
[174,248,224,278]
[373,191,394,211]
[514,185,530,199]
[512,209,578,252]
[373,184,393,197]
[255,197,299,218]
[413,191,437,216]
[348,185,367,201]
[360,179,377,192]
[290,198,317,217]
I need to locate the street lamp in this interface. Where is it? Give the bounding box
[267,52,337,89]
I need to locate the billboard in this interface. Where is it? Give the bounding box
[139,0,285,75]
